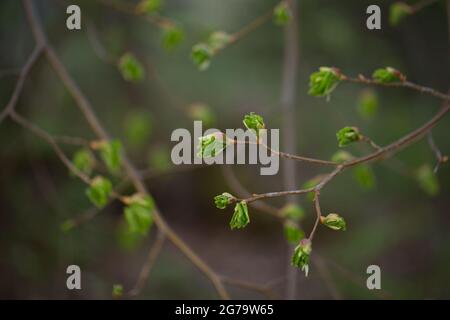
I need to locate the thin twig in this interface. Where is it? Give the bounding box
[0,45,43,124]
[127,230,166,297]
[221,166,282,219]
[427,132,448,173]
[220,276,279,299]
[10,111,92,184]
[344,76,450,102]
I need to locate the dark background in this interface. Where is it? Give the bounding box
[0,0,449,299]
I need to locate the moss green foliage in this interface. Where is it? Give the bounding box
[124,194,155,235]
[308,67,342,98]
[284,220,304,244]
[372,67,406,83]
[136,0,163,13]
[320,213,346,231]
[353,164,376,190]
[357,89,378,120]
[72,148,95,176]
[118,53,145,82]
[98,140,123,174]
[416,164,439,196]
[86,176,113,208]
[273,2,292,26]
[336,126,362,147]
[243,112,265,137]
[214,192,234,209]
[292,239,312,276]
[191,43,213,71]
[148,146,171,171]
[197,132,229,158]
[112,284,123,299]
[389,2,412,26]
[230,201,250,229]
[162,25,184,51]
[124,111,152,148]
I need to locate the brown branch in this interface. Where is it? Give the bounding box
[311,255,342,300]
[308,192,322,241]
[343,76,450,102]
[10,111,92,184]
[0,45,43,124]
[427,132,448,173]
[22,0,230,300]
[221,166,282,219]
[220,276,279,299]
[127,230,166,297]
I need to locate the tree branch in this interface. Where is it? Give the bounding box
[22,0,230,300]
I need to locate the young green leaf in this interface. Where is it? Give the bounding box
[273,1,292,26]
[86,176,113,208]
[372,67,406,84]
[136,0,163,13]
[148,146,171,171]
[308,67,342,98]
[389,2,412,26]
[112,284,123,299]
[207,31,231,51]
[243,112,265,138]
[331,150,354,163]
[284,220,304,244]
[292,238,312,276]
[336,126,362,147]
[72,148,95,177]
[214,192,234,209]
[60,219,75,232]
[197,132,229,158]
[416,164,439,196]
[161,25,184,51]
[357,89,378,120]
[123,194,155,235]
[124,111,152,148]
[320,213,346,231]
[191,43,212,71]
[98,140,123,174]
[230,201,250,229]
[280,203,305,221]
[352,164,376,190]
[118,53,145,82]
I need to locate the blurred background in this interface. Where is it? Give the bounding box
[0,0,449,299]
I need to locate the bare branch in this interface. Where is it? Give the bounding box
[0,45,43,124]
[427,132,448,173]
[127,230,166,297]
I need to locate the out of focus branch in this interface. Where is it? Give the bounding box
[22,0,230,300]
[0,45,43,124]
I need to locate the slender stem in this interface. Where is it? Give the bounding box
[0,45,43,124]
[344,76,450,101]
[10,111,92,184]
[308,192,322,241]
[128,230,166,297]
